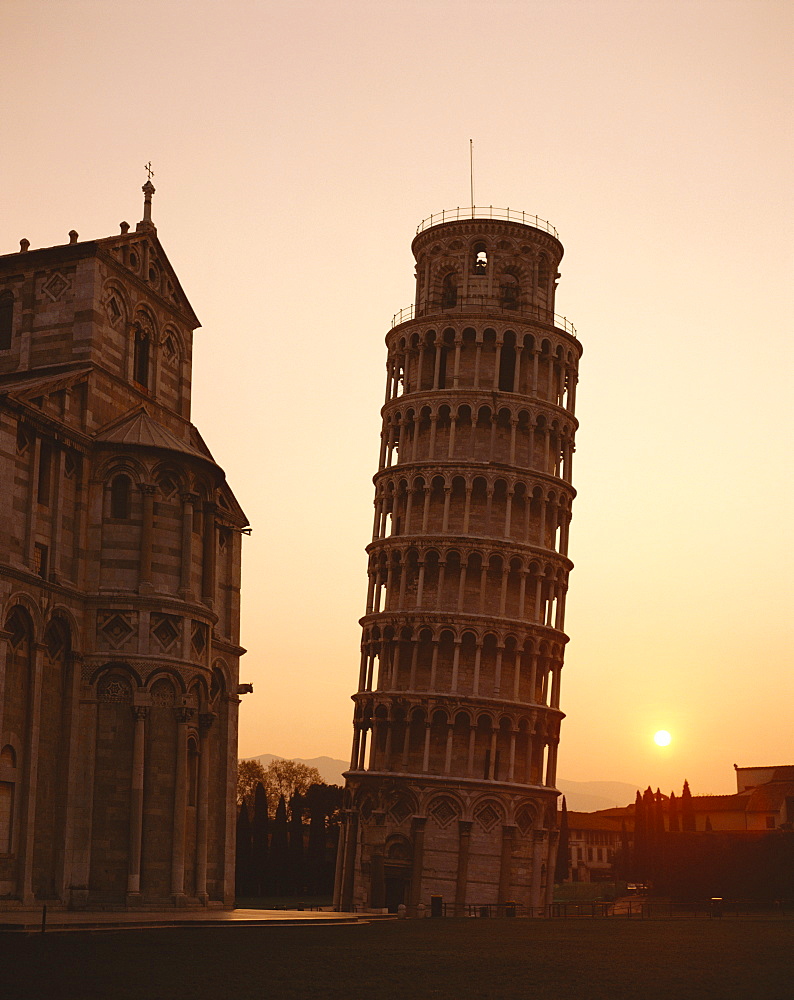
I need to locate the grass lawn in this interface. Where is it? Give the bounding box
[5,917,792,1000]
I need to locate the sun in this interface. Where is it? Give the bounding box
[654,730,672,747]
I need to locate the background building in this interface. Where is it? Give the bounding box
[336,207,582,913]
[0,183,247,910]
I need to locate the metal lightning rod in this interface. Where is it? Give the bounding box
[470,139,474,214]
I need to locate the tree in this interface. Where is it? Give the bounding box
[251,782,269,896]
[270,795,289,895]
[289,793,305,893]
[642,786,656,878]
[555,796,570,883]
[262,759,323,811]
[681,779,695,832]
[632,790,645,880]
[304,782,342,893]
[668,790,680,832]
[237,758,267,810]
[235,802,254,898]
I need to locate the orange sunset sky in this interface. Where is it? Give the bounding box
[3,0,792,795]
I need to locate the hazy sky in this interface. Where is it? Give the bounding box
[3,0,791,795]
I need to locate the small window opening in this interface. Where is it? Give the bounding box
[473,242,488,273]
[34,543,48,580]
[0,291,13,351]
[110,475,132,519]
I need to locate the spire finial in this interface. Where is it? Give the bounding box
[138,163,156,232]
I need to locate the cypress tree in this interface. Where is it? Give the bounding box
[305,783,328,894]
[618,818,630,881]
[668,790,679,832]
[632,790,645,880]
[643,786,656,878]
[289,792,305,894]
[270,795,289,895]
[655,789,666,837]
[235,802,253,898]
[251,782,269,896]
[555,796,570,883]
[681,779,695,832]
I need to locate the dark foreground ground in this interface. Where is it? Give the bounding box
[3,916,792,1000]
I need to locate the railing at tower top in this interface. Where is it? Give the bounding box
[391,301,577,338]
[416,207,559,238]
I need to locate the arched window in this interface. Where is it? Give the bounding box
[0,291,13,351]
[441,273,458,309]
[500,274,519,310]
[133,324,150,389]
[473,242,488,273]
[110,474,131,519]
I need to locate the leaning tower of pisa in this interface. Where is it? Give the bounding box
[334,208,582,915]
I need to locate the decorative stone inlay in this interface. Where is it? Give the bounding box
[157,475,178,500]
[429,797,457,828]
[151,678,176,706]
[516,806,535,836]
[98,673,133,704]
[151,613,180,651]
[104,293,123,326]
[42,271,71,302]
[191,621,207,657]
[474,803,500,833]
[161,333,178,366]
[97,611,136,649]
[15,425,30,455]
[388,799,412,825]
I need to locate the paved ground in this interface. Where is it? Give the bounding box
[3,916,791,1000]
[0,906,380,933]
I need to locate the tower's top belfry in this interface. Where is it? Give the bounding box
[406,208,570,335]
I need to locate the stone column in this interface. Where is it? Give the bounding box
[138,484,156,593]
[170,707,193,902]
[454,820,472,915]
[332,820,346,910]
[467,725,476,776]
[50,447,66,581]
[350,722,362,771]
[127,706,148,902]
[409,816,426,912]
[20,641,44,904]
[498,825,516,904]
[340,809,359,911]
[195,712,214,903]
[529,830,547,914]
[201,500,217,606]
[179,492,198,598]
[545,829,560,907]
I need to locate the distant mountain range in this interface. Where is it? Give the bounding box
[244,753,638,812]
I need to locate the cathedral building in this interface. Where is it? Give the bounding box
[335,208,581,914]
[0,182,247,909]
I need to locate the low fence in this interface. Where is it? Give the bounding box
[339,898,793,919]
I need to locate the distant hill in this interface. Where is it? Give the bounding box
[242,753,638,811]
